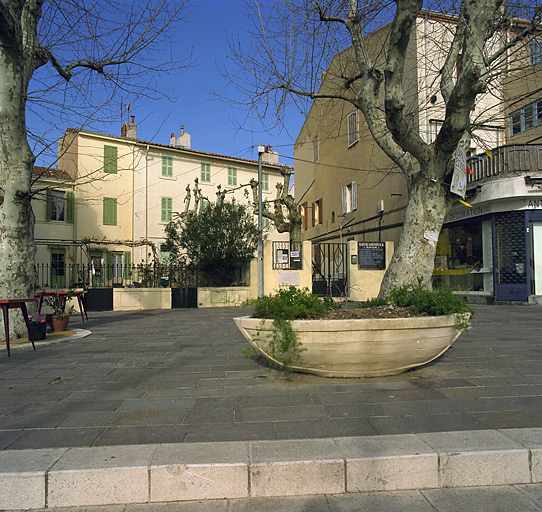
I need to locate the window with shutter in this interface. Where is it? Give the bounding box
[262,172,269,191]
[161,155,173,177]
[103,197,117,225]
[66,191,74,223]
[104,145,118,174]
[201,162,211,182]
[227,167,237,186]
[347,111,358,147]
[161,197,173,222]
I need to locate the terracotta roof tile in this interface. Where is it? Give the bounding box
[32,166,73,181]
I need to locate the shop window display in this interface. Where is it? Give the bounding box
[433,222,491,293]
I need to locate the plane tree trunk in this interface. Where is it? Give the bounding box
[0,2,42,336]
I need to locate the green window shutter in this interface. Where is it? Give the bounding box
[123,251,131,279]
[104,145,118,174]
[162,155,173,177]
[228,167,237,186]
[200,162,210,182]
[161,197,172,222]
[45,189,52,221]
[262,172,269,191]
[65,191,74,223]
[106,251,112,280]
[103,197,117,225]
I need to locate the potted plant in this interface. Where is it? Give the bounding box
[235,286,473,378]
[27,314,47,341]
[44,291,76,332]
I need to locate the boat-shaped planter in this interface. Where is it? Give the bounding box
[234,314,468,378]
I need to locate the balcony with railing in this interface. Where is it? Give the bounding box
[467,144,542,185]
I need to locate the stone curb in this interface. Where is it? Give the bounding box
[6,328,92,352]
[1,428,542,509]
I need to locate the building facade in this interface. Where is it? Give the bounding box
[33,120,286,288]
[294,10,542,302]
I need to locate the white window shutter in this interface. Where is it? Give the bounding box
[342,186,347,214]
[351,181,357,211]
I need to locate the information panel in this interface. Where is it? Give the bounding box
[358,242,386,270]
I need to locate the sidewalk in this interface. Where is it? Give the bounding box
[1,304,542,509]
[8,484,542,512]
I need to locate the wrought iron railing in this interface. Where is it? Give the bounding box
[35,263,246,289]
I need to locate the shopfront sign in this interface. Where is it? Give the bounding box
[444,204,491,224]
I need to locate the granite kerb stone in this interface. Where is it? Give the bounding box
[0,429,541,509]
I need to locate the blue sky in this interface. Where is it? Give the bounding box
[29,1,306,169]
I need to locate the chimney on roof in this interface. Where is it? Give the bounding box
[176,125,191,149]
[122,115,137,139]
[170,132,175,145]
[261,145,279,165]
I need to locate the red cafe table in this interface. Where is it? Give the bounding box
[0,298,38,357]
[36,290,88,322]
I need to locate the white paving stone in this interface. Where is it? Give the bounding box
[47,444,155,507]
[249,438,344,497]
[0,448,66,510]
[150,442,249,501]
[336,435,438,492]
[419,431,530,487]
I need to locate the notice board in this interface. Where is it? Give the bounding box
[358,242,386,270]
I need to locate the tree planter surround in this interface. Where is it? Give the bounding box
[234,314,468,378]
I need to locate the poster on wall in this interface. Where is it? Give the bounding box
[279,271,299,286]
[450,147,467,199]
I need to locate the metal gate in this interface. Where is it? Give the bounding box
[494,211,528,301]
[312,243,348,296]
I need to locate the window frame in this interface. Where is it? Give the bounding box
[342,181,357,213]
[510,99,542,136]
[531,38,542,65]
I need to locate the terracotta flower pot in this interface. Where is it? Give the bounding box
[50,316,70,333]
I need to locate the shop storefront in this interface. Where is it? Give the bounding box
[433,199,542,302]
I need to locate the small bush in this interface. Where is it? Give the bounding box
[247,286,334,320]
[386,285,473,316]
[358,296,389,309]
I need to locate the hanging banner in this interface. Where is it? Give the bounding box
[450,147,467,199]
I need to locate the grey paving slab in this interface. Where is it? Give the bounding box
[1,304,542,451]
[421,485,542,511]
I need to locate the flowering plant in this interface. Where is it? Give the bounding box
[28,314,46,324]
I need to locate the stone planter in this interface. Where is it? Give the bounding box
[234,314,468,378]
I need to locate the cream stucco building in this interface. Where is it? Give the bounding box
[33,120,286,288]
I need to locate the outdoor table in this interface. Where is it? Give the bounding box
[0,298,38,357]
[36,290,88,322]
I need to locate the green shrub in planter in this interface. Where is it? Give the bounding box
[244,287,336,372]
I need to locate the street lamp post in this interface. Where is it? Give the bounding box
[257,144,265,297]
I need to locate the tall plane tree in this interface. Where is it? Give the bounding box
[0,0,187,336]
[226,0,541,296]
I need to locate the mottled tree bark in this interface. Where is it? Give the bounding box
[0,1,42,336]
